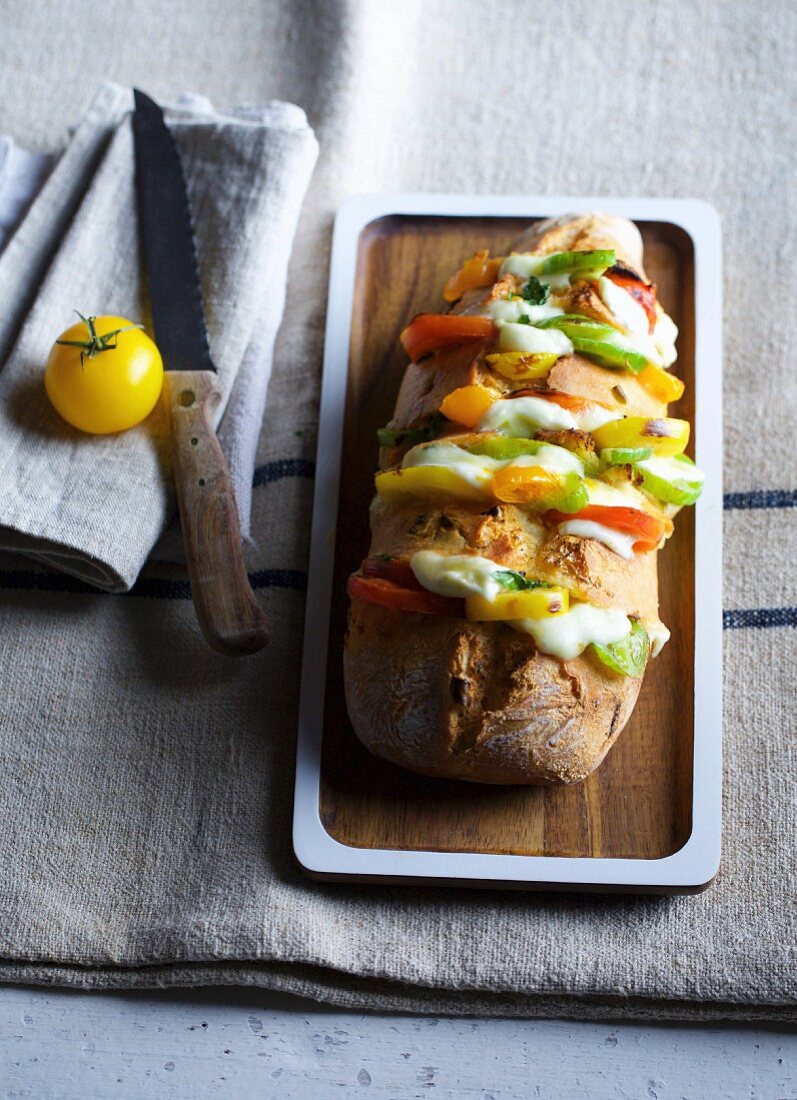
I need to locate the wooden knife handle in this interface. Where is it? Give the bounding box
[167,370,269,656]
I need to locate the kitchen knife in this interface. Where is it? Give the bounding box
[132,89,268,656]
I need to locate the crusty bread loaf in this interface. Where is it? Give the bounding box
[344,214,669,784]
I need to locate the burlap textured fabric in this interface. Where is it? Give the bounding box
[0,0,794,1020]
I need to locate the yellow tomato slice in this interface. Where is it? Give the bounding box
[591,416,690,456]
[443,251,502,302]
[485,351,559,381]
[375,466,488,503]
[491,464,559,504]
[637,363,686,404]
[465,586,569,621]
[439,384,496,427]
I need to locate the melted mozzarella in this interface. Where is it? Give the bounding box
[642,618,671,657]
[511,445,584,477]
[597,276,650,337]
[486,298,563,325]
[403,439,584,485]
[584,477,649,511]
[577,405,624,431]
[556,519,636,559]
[410,551,510,602]
[499,254,546,279]
[402,442,501,490]
[511,602,631,660]
[479,396,621,437]
[653,310,678,367]
[496,322,573,356]
[479,395,577,434]
[635,454,705,485]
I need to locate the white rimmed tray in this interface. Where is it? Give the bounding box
[293,193,722,894]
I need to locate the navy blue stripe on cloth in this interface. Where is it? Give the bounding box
[0,565,793,628]
[724,489,797,510]
[723,607,797,630]
[252,458,315,487]
[0,568,307,599]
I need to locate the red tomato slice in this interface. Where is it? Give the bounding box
[400,313,496,362]
[347,572,464,616]
[605,271,658,331]
[547,504,670,552]
[361,557,422,589]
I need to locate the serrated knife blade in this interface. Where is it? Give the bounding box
[133,88,268,656]
[132,89,215,374]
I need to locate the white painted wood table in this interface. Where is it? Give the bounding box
[0,985,794,1099]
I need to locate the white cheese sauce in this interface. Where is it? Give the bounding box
[479,396,577,435]
[410,551,511,602]
[583,477,649,511]
[479,396,620,436]
[496,322,574,357]
[642,618,671,657]
[635,454,705,485]
[498,255,572,292]
[403,439,584,484]
[511,445,584,477]
[511,602,632,660]
[402,442,502,490]
[597,275,650,337]
[556,519,636,559]
[486,298,563,325]
[653,309,679,367]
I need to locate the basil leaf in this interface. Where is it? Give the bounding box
[591,619,650,677]
[377,413,442,448]
[521,275,550,305]
[494,570,550,592]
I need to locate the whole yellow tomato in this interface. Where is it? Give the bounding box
[45,313,163,434]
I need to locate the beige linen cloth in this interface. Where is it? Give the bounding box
[0,0,794,1021]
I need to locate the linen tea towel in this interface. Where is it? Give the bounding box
[0,82,318,590]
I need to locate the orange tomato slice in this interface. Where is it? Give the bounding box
[400,313,496,362]
[443,251,502,302]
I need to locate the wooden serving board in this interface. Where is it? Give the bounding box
[293,195,722,892]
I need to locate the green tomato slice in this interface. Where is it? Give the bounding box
[463,436,542,460]
[537,250,616,278]
[600,446,654,466]
[569,336,650,374]
[547,473,589,514]
[635,454,705,506]
[538,315,650,373]
[591,619,650,677]
[537,314,616,339]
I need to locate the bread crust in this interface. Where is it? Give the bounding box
[344,601,642,785]
[344,214,663,785]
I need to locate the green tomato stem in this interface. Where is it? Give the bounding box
[55,311,143,368]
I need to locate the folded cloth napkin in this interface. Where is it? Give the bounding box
[0,82,318,590]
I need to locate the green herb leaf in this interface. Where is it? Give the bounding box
[377,413,443,449]
[516,314,533,325]
[590,619,650,677]
[521,275,550,306]
[494,570,550,592]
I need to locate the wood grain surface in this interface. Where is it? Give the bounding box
[320,216,695,861]
[168,371,269,656]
